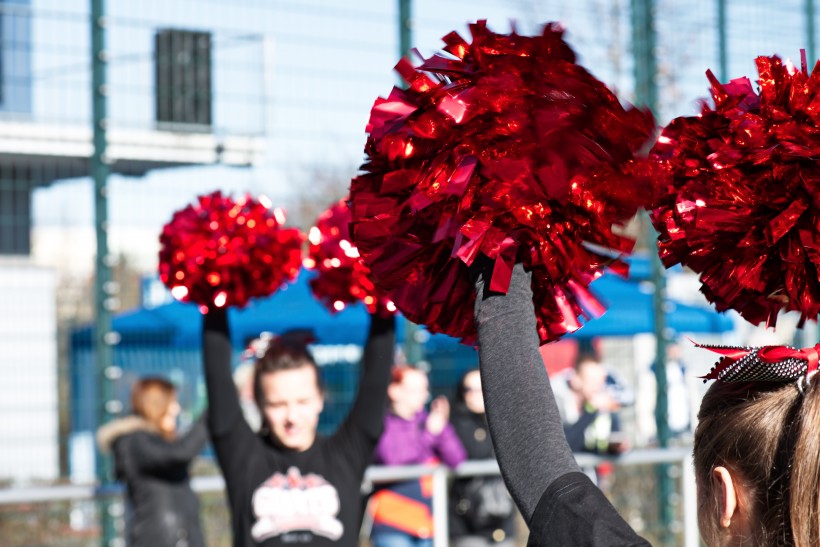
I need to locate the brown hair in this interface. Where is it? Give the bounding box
[694,377,820,545]
[574,351,600,371]
[253,338,323,412]
[131,377,177,439]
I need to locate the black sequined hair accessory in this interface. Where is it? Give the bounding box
[698,342,820,384]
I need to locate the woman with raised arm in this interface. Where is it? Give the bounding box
[202,307,394,546]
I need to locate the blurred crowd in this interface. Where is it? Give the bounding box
[97,326,692,547]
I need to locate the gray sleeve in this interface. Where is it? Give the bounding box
[473,263,580,522]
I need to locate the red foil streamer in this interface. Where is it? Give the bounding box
[158,191,304,309]
[651,55,820,328]
[305,200,395,316]
[350,21,656,344]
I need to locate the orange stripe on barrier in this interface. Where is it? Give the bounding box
[420,474,433,498]
[370,489,433,537]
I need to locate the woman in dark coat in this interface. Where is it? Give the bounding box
[97,377,208,547]
[449,370,516,547]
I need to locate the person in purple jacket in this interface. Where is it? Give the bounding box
[369,365,467,547]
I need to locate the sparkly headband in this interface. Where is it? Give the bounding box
[698,342,820,391]
[241,331,277,364]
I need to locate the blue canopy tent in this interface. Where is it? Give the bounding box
[572,273,734,338]
[73,270,404,349]
[70,271,424,438]
[73,257,731,349]
[70,263,732,438]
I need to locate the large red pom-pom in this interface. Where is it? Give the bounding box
[159,191,304,309]
[650,54,820,328]
[305,200,395,315]
[349,21,656,344]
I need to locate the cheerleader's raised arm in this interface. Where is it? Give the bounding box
[473,263,649,546]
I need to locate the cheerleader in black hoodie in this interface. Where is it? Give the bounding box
[202,307,394,546]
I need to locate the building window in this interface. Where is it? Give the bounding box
[155,28,213,131]
[0,177,30,255]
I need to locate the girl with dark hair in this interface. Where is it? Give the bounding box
[97,377,208,547]
[693,377,820,545]
[449,369,516,547]
[202,307,394,546]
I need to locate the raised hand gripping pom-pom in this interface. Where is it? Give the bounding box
[650,53,820,328]
[159,191,304,310]
[349,21,656,344]
[305,199,395,316]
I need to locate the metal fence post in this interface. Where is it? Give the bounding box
[91,0,117,545]
[398,0,411,59]
[630,0,676,542]
[682,452,699,547]
[808,0,816,67]
[717,0,728,82]
[395,0,426,366]
[431,466,449,547]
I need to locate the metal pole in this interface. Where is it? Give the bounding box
[682,453,699,547]
[804,0,820,353]
[631,0,674,543]
[808,0,817,68]
[630,0,658,114]
[650,241,673,546]
[717,0,728,82]
[398,0,411,60]
[431,467,449,547]
[91,1,118,545]
[396,0,424,365]
[630,4,666,442]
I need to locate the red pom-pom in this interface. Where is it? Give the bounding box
[650,54,820,328]
[158,191,304,309]
[305,200,395,315]
[350,21,656,344]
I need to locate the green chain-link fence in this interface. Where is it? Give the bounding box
[0,1,816,545]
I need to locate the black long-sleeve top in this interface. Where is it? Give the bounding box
[203,308,395,546]
[448,403,517,541]
[99,415,208,547]
[473,264,650,546]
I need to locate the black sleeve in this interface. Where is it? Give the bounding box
[563,408,598,453]
[527,472,650,546]
[473,263,580,521]
[202,307,259,473]
[127,417,209,472]
[332,313,395,464]
[451,409,493,460]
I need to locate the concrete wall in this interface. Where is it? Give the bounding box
[0,257,58,482]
